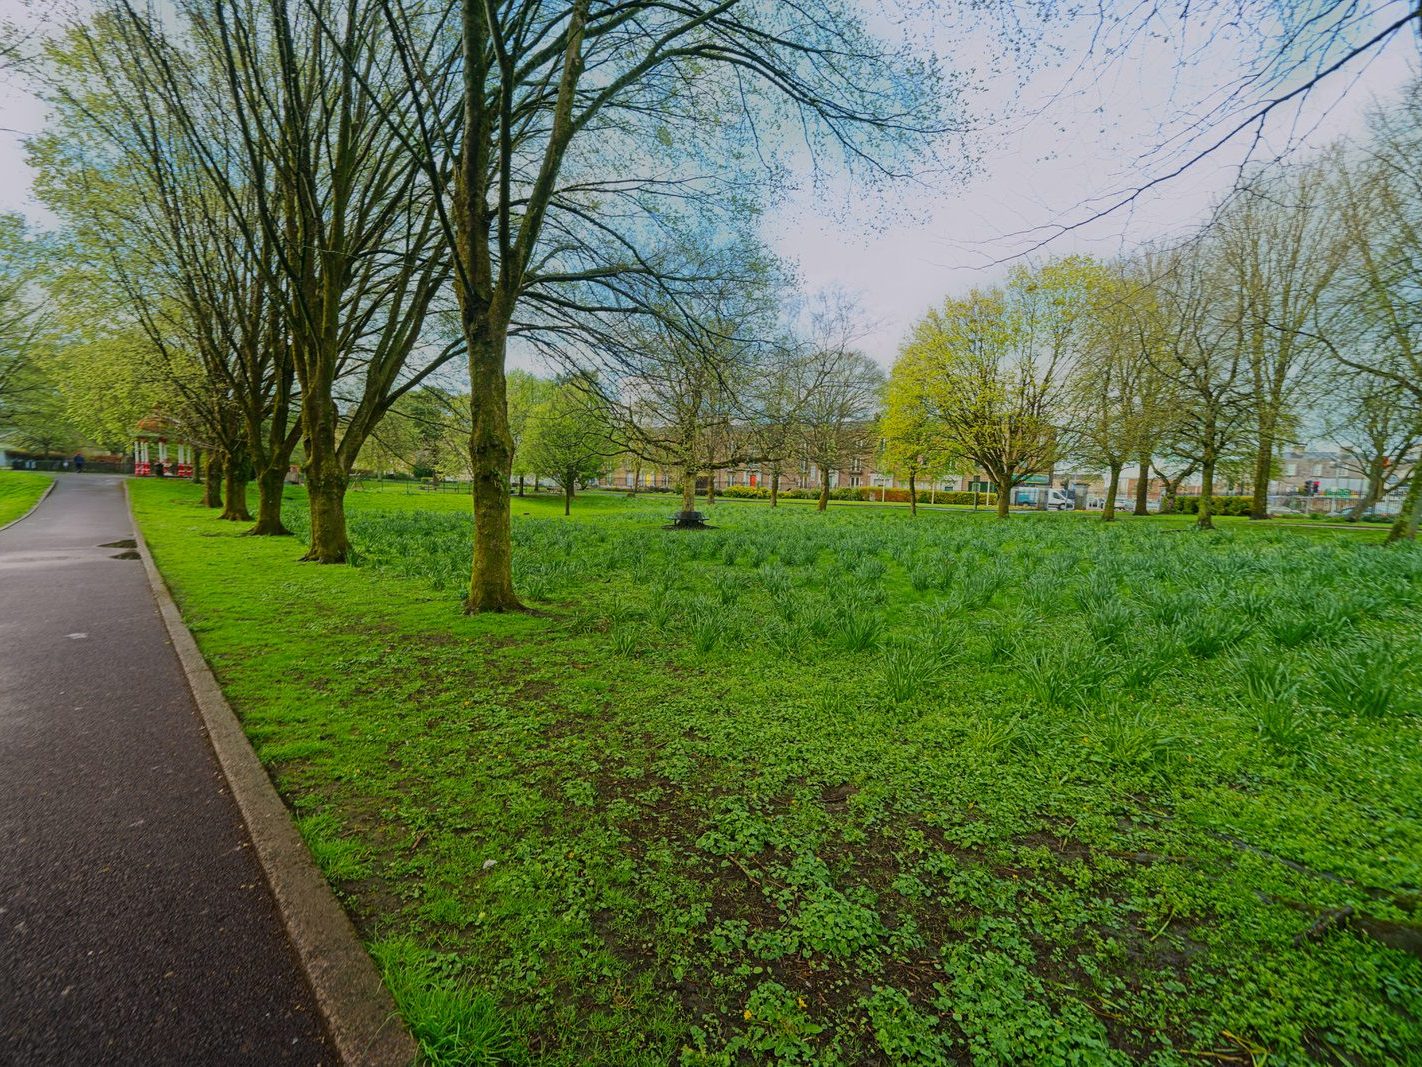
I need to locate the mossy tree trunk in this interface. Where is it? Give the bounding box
[1134,453,1150,516]
[301,387,351,563]
[1102,462,1122,522]
[203,453,224,509]
[1198,453,1217,530]
[1347,463,1384,521]
[1249,430,1274,520]
[220,457,252,522]
[1386,475,1422,543]
[465,326,520,612]
[681,468,697,515]
[250,466,290,536]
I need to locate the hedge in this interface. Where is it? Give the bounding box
[1172,494,1254,516]
[716,484,998,505]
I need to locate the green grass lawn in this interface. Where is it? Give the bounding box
[0,469,54,526]
[129,479,1422,1066]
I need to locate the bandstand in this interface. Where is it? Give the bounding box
[132,416,193,477]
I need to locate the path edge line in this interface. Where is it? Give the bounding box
[0,476,56,534]
[124,481,418,1067]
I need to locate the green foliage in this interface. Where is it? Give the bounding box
[371,940,519,1067]
[1173,494,1256,516]
[0,471,54,525]
[877,642,942,703]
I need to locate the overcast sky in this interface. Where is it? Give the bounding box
[1,2,1417,368]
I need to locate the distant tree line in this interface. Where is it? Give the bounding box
[882,81,1422,543]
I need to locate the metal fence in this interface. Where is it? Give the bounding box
[7,458,134,474]
[1266,493,1404,519]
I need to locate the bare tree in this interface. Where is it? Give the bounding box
[1321,82,1422,540]
[1145,245,1251,529]
[1017,1,1422,253]
[85,0,460,560]
[1320,371,1421,520]
[1211,163,1342,519]
[597,262,782,526]
[366,0,955,609]
[796,298,884,511]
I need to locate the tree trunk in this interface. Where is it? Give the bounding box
[518,474,525,497]
[303,452,350,562]
[995,477,1011,519]
[564,480,572,516]
[1198,459,1216,530]
[300,384,351,562]
[220,459,252,523]
[681,468,697,515]
[770,469,780,508]
[203,453,223,509]
[1103,463,1122,522]
[706,475,716,506]
[1385,474,1422,543]
[1160,479,1180,515]
[466,328,521,612]
[1347,465,1384,521]
[1249,432,1273,520]
[817,476,830,512]
[1134,453,1150,516]
[908,471,917,516]
[191,450,203,484]
[250,466,290,536]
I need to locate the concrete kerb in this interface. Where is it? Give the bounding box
[0,477,56,535]
[124,482,418,1067]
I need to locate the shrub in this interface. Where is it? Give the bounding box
[743,485,996,506]
[721,484,770,499]
[1173,495,1254,516]
[931,490,997,506]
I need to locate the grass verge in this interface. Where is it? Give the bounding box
[0,470,54,526]
[130,478,1422,1065]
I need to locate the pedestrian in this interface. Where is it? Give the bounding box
[72,453,85,474]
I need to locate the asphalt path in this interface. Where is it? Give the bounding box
[0,475,329,1064]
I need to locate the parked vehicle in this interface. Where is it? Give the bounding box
[1013,486,1075,510]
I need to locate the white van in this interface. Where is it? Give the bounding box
[1012,486,1076,510]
